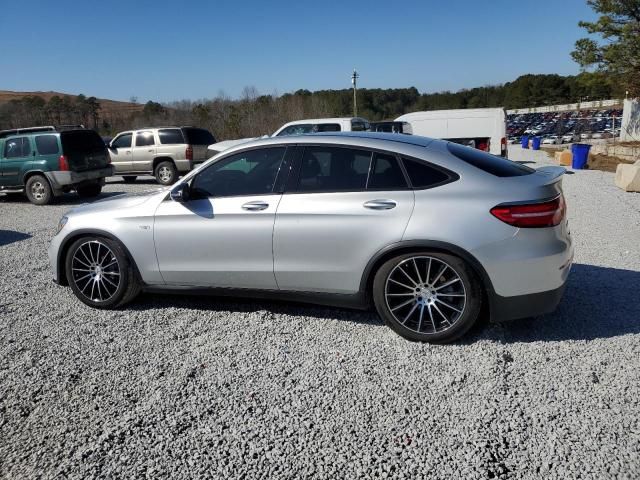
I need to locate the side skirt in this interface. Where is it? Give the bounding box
[141,284,370,311]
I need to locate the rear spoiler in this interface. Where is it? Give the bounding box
[534,166,566,185]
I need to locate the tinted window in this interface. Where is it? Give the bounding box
[61,130,106,154]
[158,129,184,144]
[35,135,59,155]
[297,146,371,192]
[277,124,313,136]
[135,131,155,147]
[403,158,451,188]
[191,147,286,197]
[447,142,534,177]
[112,133,132,149]
[182,127,215,145]
[368,153,407,190]
[4,137,30,158]
[316,124,341,132]
[351,120,370,132]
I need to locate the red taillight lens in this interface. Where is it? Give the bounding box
[58,155,69,171]
[490,195,566,228]
[186,145,193,161]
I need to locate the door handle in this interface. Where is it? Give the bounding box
[148,149,154,152]
[242,201,269,211]
[363,199,397,210]
[125,151,131,155]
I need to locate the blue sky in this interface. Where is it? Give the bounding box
[1,0,597,102]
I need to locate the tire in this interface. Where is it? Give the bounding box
[65,236,141,309]
[25,175,53,205]
[154,161,177,185]
[372,252,482,343]
[76,183,102,198]
[122,176,137,183]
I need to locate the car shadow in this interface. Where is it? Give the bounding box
[107,178,159,185]
[479,263,640,343]
[128,292,383,327]
[125,263,639,341]
[0,191,126,205]
[0,230,32,247]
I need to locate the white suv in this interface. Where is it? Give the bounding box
[272,117,370,136]
[108,126,216,185]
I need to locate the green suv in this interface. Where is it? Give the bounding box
[0,126,113,205]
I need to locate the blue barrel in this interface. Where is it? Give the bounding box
[571,143,591,169]
[521,135,529,149]
[532,137,541,150]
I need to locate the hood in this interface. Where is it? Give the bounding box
[68,188,165,216]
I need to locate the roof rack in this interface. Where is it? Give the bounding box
[0,126,56,138]
[56,124,86,131]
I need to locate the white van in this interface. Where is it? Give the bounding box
[272,117,370,136]
[395,108,507,157]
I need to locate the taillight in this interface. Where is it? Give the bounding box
[490,195,566,228]
[186,145,193,161]
[501,137,507,150]
[58,155,69,171]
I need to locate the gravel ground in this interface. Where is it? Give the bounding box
[1,154,639,480]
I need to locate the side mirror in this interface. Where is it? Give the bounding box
[170,183,190,202]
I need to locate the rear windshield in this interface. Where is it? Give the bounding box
[182,127,215,145]
[446,142,534,177]
[60,130,106,154]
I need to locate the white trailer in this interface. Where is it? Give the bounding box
[395,108,507,157]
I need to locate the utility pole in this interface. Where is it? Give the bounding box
[351,69,359,117]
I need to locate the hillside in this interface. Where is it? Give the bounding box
[0,90,144,115]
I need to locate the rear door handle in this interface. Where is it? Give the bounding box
[242,201,269,211]
[363,199,397,210]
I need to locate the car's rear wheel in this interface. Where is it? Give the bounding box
[154,161,177,185]
[373,252,481,343]
[65,236,141,308]
[122,176,137,183]
[25,175,54,205]
[76,183,102,198]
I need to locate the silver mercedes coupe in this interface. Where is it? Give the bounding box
[49,133,573,343]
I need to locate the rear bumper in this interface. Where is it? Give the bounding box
[46,166,114,188]
[489,282,567,322]
[174,159,192,173]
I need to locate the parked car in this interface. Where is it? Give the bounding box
[49,132,572,343]
[542,135,561,145]
[580,132,592,140]
[107,126,216,185]
[396,108,508,157]
[561,133,575,144]
[272,117,371,136]
[0,126,112,205]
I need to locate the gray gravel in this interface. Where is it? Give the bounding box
[1,157,639,479]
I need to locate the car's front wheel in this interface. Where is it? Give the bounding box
[373,252,481,343]
[65,236,141,308]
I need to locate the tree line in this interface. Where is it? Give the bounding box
[0,72,622,140]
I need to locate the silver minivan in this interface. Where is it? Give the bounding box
[108,126,215,185]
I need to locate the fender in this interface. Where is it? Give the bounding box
[56,228,142,286]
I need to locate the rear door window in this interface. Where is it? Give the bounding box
[296,146,371,192]
[35,135,60,155]
[447,142,533,177]
[4,137,31,158]
[135,131,155,147]
[316,124,341,132]
[367,153,407,190]
[402,158,453,189]
[158,129,184,144]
